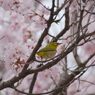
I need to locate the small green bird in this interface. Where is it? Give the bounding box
[36,42,61,59]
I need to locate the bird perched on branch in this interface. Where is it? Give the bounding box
[36,42,61,60]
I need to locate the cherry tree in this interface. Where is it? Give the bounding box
[0,0,95,95]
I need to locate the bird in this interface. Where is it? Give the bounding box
[36,42,61,60]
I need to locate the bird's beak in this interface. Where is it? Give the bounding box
[58,43,62,45]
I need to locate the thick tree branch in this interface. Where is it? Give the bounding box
[28,73,38,94]
[22,0,56,71]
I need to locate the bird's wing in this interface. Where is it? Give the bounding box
[37,47,55,53]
